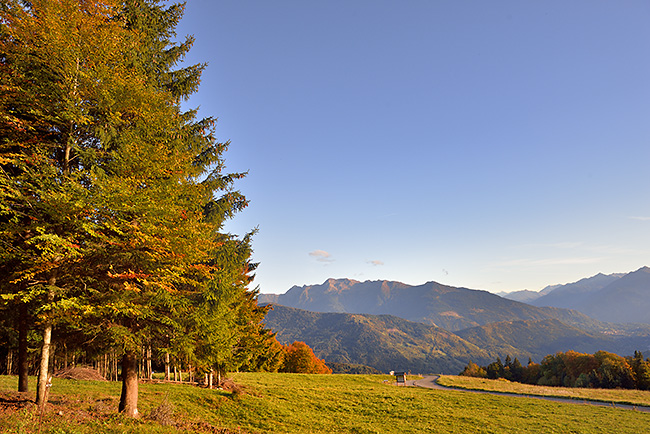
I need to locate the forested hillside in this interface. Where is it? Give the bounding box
[454,319,646,362]
[265,305,492,374]
[265,305,649,375]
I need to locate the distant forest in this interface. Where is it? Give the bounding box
[461,350,650,390]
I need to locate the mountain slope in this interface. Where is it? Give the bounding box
[496,289,544,303]
[530,267,650,324]
[578,267,650,324]
[260,278,605,332]
[264,306,648,374]
[264,305,491,374]
[531,272,623,310]
[454,319,622,362]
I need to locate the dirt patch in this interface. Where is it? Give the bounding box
[54,366,106,381]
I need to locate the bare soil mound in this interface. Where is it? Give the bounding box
[54,367,106,381]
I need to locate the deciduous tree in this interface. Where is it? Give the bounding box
[280,341,332,374]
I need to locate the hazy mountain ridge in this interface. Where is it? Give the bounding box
[529,267,650,324]
[259,278,605,332]
[578,267,650,323]
[494,289,543,303]
[530,272,625,309]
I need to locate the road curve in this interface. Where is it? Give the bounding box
[411,376,650,413]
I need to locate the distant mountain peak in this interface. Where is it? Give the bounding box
[530,268,649,323]
[322,278,360,294]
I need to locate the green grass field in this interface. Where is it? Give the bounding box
[1,374,649,433]
[437,375,650,407]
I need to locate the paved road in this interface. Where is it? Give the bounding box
[411,376,650,413]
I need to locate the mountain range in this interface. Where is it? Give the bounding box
[502,267,650,324]
[259,278,605,332]
[260,267,650,374]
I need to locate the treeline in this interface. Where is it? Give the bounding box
[0,0,284,417]
[461,350,650,390]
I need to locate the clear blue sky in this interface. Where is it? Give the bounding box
[175,0,650,294]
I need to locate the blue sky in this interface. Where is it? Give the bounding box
[175,0,650,294]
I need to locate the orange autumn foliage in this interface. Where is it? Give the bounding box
[280,341,332,374]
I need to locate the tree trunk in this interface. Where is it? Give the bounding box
[164,352,170,381]
[35,274,56,407]
[17,304,29,392]
[118,351,139,417]
[146,345,152,380]
[35,323,52,407]
[7,349,13,375]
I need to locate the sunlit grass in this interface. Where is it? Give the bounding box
[1,374,649,433]
[438,375,650,407]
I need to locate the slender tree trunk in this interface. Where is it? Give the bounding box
[35,324,52,407]
[146,345,152,380]
[17,304,29,392]
[140,347,144,377]
[164,352,170,381]
[118,351,139,418]
[7,349,13,375]
[36,274,56,407]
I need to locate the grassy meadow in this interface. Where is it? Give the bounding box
[1,373,649,433]
[438,375,650,407]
